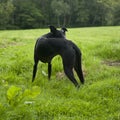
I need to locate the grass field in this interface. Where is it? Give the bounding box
[0,26,120,120]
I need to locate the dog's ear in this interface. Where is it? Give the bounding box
[48,25,57,33]
[61,27,68,32]
[61,27,68,35]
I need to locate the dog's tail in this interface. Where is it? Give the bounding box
[72,42,85,84]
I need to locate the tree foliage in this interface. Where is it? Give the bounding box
[51,0,70,26]
[0,0,120,29]
[0,0,14,29]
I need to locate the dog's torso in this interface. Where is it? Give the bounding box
[35,37,74,63]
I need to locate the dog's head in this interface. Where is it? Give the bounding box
[48,25,67,38]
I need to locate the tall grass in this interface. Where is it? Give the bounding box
[0,26,120,120]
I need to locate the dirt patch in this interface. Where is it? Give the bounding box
[56,72,65,80]
[0,41,23,48]
[102,61,120,66]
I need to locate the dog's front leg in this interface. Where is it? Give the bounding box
[48,62,52,80]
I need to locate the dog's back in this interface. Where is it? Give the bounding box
[41,25,67,39]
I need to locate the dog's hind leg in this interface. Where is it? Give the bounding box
[32,58,39,82]
[62,51,79,87]
[64,66,79,87]
[48,62,52,80]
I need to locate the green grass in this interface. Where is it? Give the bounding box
[0,26,120,120]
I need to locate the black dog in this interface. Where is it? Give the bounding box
[32,26,84,87]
